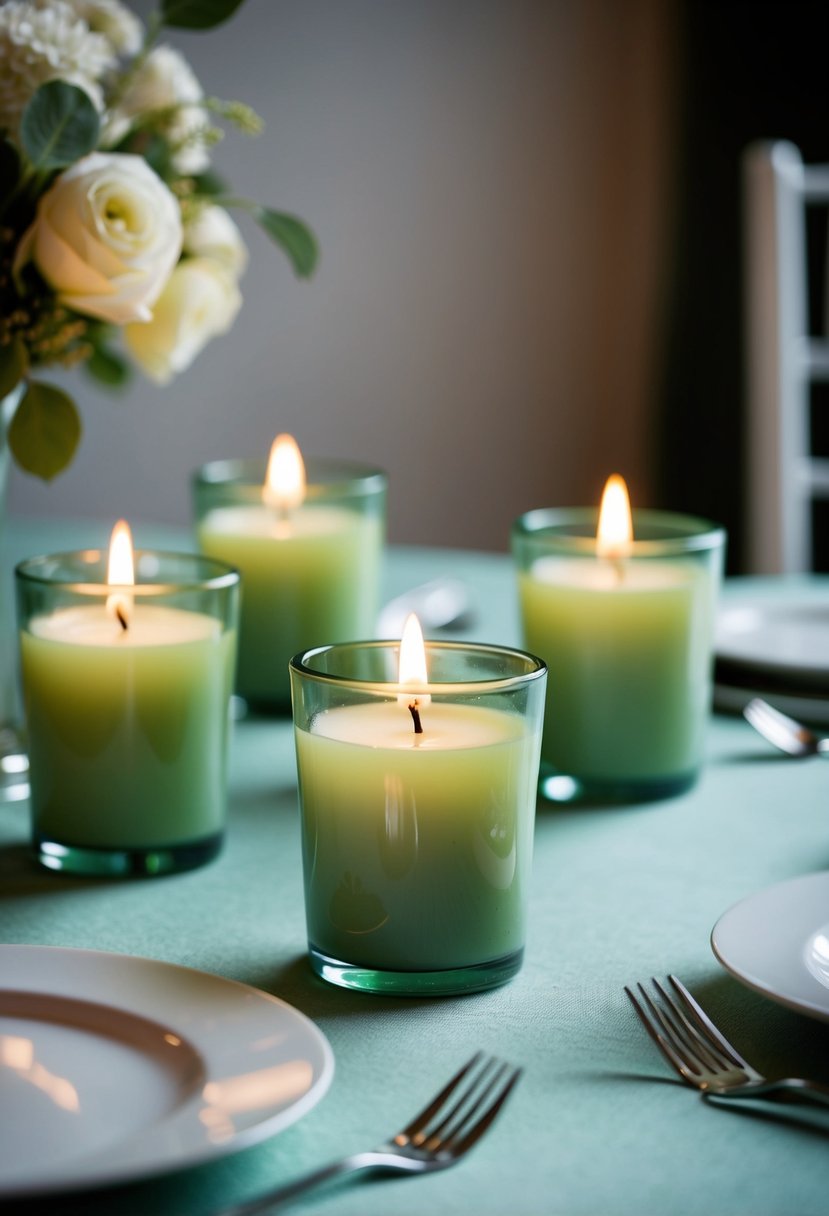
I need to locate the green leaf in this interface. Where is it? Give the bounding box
[0,336,28,400]
[86,345,130,388]
[8,380,82,481]
[161,0,246,29]
[192,169,227,198]
[20,81,100,171]
[137,132,173,180]
[252,208,319,278]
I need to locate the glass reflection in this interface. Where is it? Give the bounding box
[199,1060,313,1142]
[805,927,829,989]
[0,1034,80,1112]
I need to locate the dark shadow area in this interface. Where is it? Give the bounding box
[655,0,829,574]
[0,838,231,896]
[0,843,130,897]
[702,1093,829,1141]
[691,972,829,1082]
[564,1069,680,1089]
[237,953,502,1024]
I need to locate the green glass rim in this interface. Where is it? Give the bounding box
[15,549,240,597]
[290,638,547,697]
[512,507,726,557]
[193,457,388,502]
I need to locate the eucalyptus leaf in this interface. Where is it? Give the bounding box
[253,208,318,278]
[138,133,173,180]
[161,0,246,29]
[86,346,130,388]
[192,169,227,198]
[20,81,100,171]
[8,381,82,480]
[0,336,28,400]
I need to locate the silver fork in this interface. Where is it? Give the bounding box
[743,697,829,758]
[626,976,829,1108]
[217,1052,521,1215]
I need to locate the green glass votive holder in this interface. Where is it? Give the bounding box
[511,508,726,804]
[193,456,387,713]
[16,549,239,877]
[289,639,547,996]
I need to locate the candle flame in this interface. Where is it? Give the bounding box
[397,613,431,708]
[596,474,633,559]
[263,433,306,512]
[106,519,134,628]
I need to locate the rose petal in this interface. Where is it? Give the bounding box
[34,222,114,299]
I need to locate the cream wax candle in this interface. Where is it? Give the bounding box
[16,524,238,876]
[194,437,386,711]
[512,477,725,803]
[290,618,546,997]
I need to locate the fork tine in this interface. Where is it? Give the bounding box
[625,982,700,1082]
[649,978,731,1074]
[745,697,791,734]
[744,699,808,754]
[448,1065,522,1156]
[627,977,752,1089]
[667,975,749,1069]
[395,1052,483,1144]
[395,1054,520,1158]
[417,1057,502,1146]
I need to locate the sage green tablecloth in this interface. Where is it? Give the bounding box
[2,518,829,1216]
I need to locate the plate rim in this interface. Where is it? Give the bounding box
[0,943,335,1198]
[715,596,829,686]
[710,871,829,1023]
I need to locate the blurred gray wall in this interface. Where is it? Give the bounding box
[8,0,676,551]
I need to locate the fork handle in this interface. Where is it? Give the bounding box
[712,1077,829,1108]
[215,1151,400,1216]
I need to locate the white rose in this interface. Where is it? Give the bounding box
[183,206,248,278]
[67,0,143,55]
[124,258,242,384]
[17,152,183,325]
[103,45,211,173]
[118,44,203,112]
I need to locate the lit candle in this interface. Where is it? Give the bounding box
[289,625,546,996]
[194,437,386,710]
[16,525,239,875]
[512,477,725,802]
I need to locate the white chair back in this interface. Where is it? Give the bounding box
[744,141,829,573]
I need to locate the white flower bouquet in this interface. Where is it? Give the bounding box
[0,0,317,480]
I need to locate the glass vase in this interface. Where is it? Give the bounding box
[193,457,387,712]
[512,507,726,803]
[290,639,547,995]
[16,548,239,876]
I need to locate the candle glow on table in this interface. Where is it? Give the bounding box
[17,524,238,875]
[513,477,725,802]
[290,623,546,996]
[195,437,385,709]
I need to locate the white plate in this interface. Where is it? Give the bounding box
[716,595,829,685]
[711,871,829,1023]
[0,945,334,1198]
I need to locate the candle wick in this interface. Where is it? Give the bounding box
[611,557,625,586]
[272,504,293,540]
[408,700,423,735]
[116,605,129,632]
